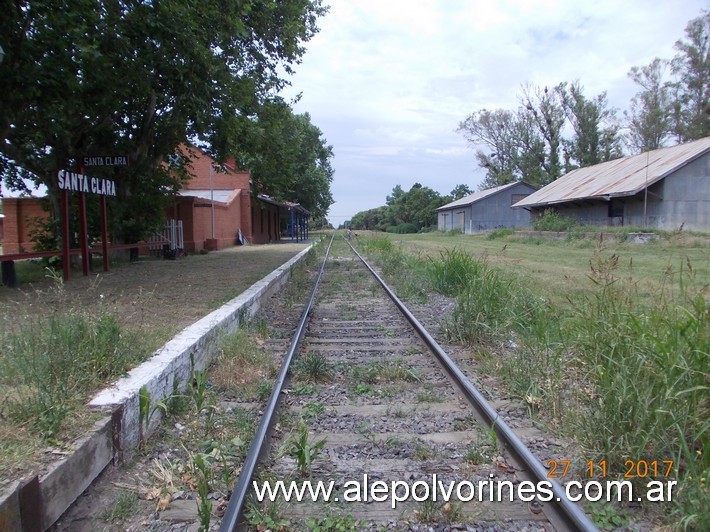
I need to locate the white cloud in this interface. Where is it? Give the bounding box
[282,0,708,224]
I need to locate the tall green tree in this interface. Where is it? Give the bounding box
[457,109,518,188]
[239,99,333,219]
[349,206,388,231]
[460,82,626,187]
[0,0,326,241]
[626,58,673,152]
[558,81,622,169]
[520,83,566,182]
[626,11,708,149]
[450,184,472,200]
[512,109,548,186]
[280,113,334,220]
[669,10,710,142]
[382,183,445,230]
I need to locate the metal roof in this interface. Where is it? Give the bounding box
[513,137,710,208]
[179,189,238,203]
[257,194,311,215]
[438,181,535,211]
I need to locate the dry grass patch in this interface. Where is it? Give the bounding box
[211,327,276,396]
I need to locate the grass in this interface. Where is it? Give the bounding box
[350,359,420,384]
[357,235,431,301]
[358,230,709,529]
[282,422,327,477]
[211,326,275,397]
[412,439,436,460]
[415,387,444,403]
[0,278,146,448]
[302,401,327,420]
[101,491,139,524]
[293,352,333,383]
[0,242,313,495]
[1,258,49,284]
[371,230,708,306]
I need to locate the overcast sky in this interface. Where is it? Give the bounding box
[281,0,708,225]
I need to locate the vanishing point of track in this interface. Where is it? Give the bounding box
[219,235,596,531]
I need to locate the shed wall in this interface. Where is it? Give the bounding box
[625,155,709,231]
[438,182,534,233]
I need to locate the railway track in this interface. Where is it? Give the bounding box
[219,235,596,531]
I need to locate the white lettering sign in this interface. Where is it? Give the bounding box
[82,155,129,167]
[58,170,117,196]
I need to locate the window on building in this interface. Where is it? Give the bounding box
[511,193,529,205]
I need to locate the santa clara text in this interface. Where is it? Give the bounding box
[57,170,117,196]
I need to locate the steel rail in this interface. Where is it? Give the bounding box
[219,232,335,532]
[347,242,597,532]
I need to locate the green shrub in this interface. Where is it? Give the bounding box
[359,235,394,254]
[486,227,514,239]
[423,248,544,345]
[386,223,418,234]
[532,209,576,231]
[293,352,333,383]
[427,248,483,297]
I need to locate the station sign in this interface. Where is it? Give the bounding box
[58,170,117,196]
[82,155,129,167]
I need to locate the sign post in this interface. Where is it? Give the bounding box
[77,162,90,276]
[57,161,120,280]
[81,155,128,274]
[60,188,71,281]
[100,196,109,272]
[78,189,90,275]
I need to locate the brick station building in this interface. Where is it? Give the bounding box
[0,144,310,256]
[169,144,310,251]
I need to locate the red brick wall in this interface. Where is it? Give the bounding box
[172,191,246,252]
[250,202,281,244]
[1,198,50,254]
[180,145,250,191]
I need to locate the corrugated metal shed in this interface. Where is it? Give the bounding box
[513,137,710,208]
[438,181,529,210]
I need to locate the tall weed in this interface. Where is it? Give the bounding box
[497,309,568,420]
[427,248,483,297]
[1,310,141,437]
[359,235,430,300]
[439,255,542,345]
[362,235,708,527]
[568,260,708,529]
